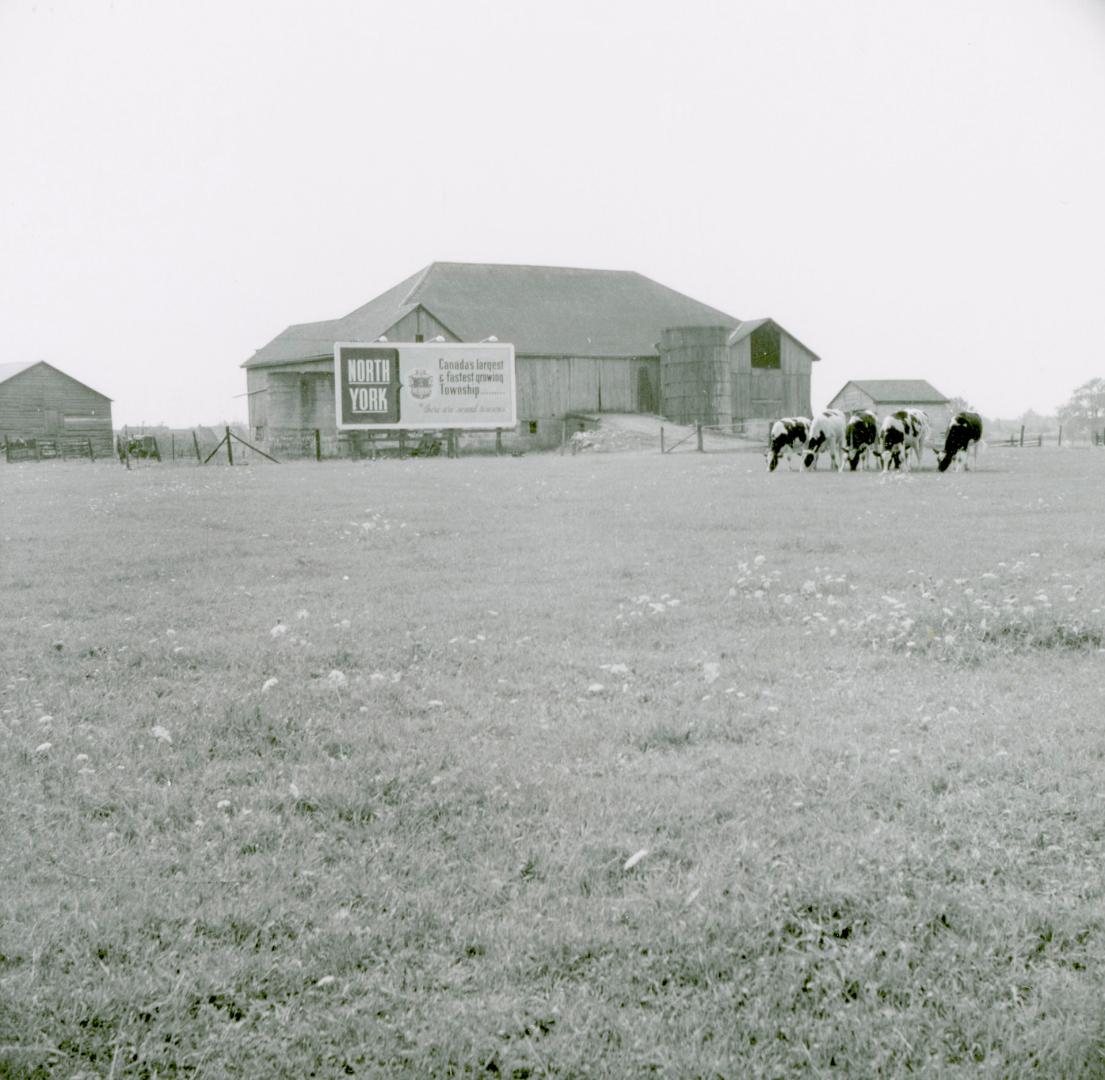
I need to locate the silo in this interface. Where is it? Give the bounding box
[659,326,733,427]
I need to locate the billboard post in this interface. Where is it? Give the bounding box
[335,341,517,432]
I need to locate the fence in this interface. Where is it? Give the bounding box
[990,425,1105,449]
[4,436,101,463]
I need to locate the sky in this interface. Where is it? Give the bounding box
[2,0,1104,426]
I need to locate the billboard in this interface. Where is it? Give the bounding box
[334,341,517,431]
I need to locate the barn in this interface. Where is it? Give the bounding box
[242,262,818,451]
[827,380,953,436]
[0,361,114,459]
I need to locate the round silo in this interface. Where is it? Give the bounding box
[659,326,733,427]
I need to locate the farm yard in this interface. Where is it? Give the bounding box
[3,447,1105,1077]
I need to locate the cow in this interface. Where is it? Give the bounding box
[766,416,810,471]
[880,409,930,470]
[936,411,983,472]
[803,409,846,471]
[844,410,881,471]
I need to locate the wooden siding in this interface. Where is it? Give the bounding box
[514,356,659,420]
[0,363,113,455]
[827,385,877,414]
[731,331,814,420]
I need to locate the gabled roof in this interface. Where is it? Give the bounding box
[0,361,35,385]
[727,317,820,361]
[244,262,743,367]
[836,379,948,404]
[0,360,112,400]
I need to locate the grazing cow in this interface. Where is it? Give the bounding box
[767,416,810,471]
[844,410,881,471]
[936,411,983,472]
[880,408,930,470]
[803,409,846,471]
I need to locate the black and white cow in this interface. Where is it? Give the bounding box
[880,409,930,470]
[844,410,881,471]
[804,409,846,471]
[767,416,810,471]
[936,411,983,472]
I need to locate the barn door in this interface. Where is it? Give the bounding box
[44,409,61,434]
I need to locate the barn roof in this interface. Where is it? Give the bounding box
[0,361,36,385]
[0,360,112,400]
[244,262,744,367]
[727,317,820,360]
[838,379,949,404]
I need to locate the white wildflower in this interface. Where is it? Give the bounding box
[150,725,173,744]
[623,848,649,871]
[262,678,279,693]
[326,670,348,689]
[270,624,287,638]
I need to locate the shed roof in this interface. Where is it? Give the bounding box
[244,262,744,367]
[836,379,949,404]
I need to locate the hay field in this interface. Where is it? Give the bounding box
[3,447,1105,1077]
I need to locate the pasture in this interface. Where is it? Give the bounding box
[3,447,1105,1077]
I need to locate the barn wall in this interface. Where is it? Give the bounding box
[0,364,113,455]
[731,331,814,420]
[827,385,876,414]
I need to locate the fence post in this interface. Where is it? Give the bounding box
[560,420,567,455]
[225,426,234,466]
[87,439,94,462]
[398,431,407,459]
[495,429,502,456]
[696,421,704,452]
[315,429,321,461]
[1058,425,1062,447]
[171,433,175,460]
[192,430,201,462]
[3,436,9,464]
[660,426,665,454]
[447,430,458,458]
[1019,425,1025,447]
[1038,434,1042,448]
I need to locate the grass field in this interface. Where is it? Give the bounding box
[3,446,1105,1077]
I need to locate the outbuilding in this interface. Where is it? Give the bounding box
[0,361,114,459]
[827,379,952,436]
[243,262,818,451]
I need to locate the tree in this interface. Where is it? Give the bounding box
[1057,378,1105,436]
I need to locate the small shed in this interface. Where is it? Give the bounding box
[0,361,114,458]
[827,379,952,435]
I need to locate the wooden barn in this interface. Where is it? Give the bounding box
[826,380,952,435]
[0,361,113,459]
[243,262,817,450]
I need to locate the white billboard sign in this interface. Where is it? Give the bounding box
[334,341,517,431]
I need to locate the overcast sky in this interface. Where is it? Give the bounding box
[2,0,1104,426]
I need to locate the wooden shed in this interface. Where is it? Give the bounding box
[0,362,113,459]
[826,380,952,436]
[242,262,818,450]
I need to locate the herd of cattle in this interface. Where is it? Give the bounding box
[768,409,984,473]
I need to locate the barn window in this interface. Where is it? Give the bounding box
[750,323,781,369]
[528,420,538,435]
[415,334,424,343]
